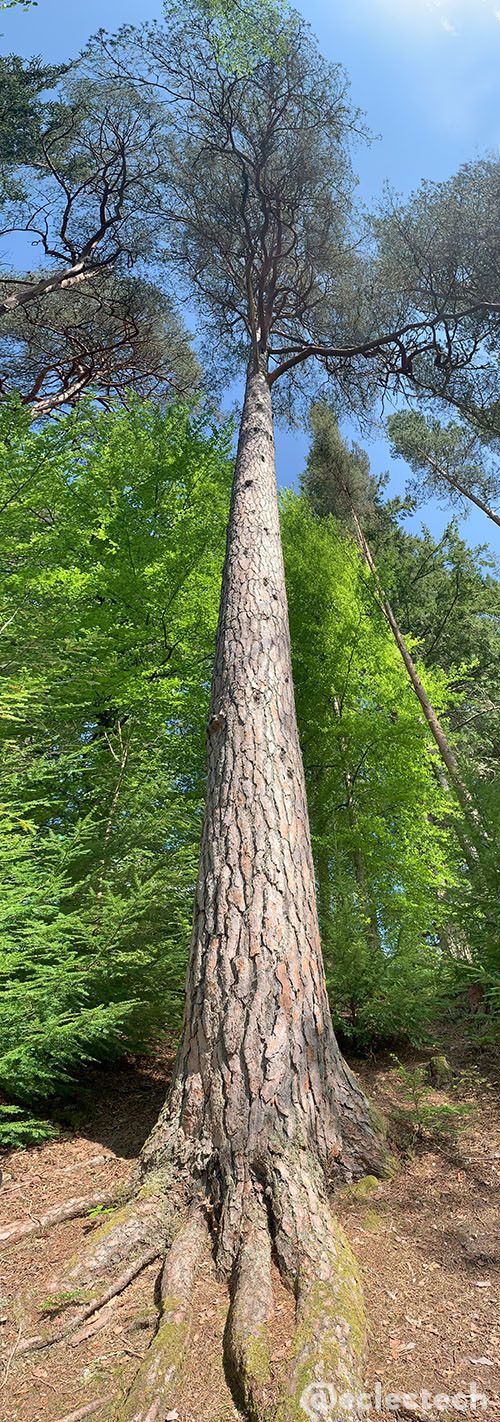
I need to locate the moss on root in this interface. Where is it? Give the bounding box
[225,1319,273,1422]
[339,1174,380,1200]
[136,1163,174,1200]
[118,1310,190,1420]
[275,1219,366,1421]
[241,1327,272,1387]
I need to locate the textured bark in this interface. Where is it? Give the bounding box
[51,354,387,1422]
[51,1188,173,1293]
[224,1189,274,1419]
[0,1189,119,1244]
[136,358,385,1273]
[118,1209,209,1422]
[19,1248,160,1358]
[271,1154,366,1422]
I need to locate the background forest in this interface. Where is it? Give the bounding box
[0,0,499,1147]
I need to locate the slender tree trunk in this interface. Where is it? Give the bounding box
[424,451,500,531]
[348,504,484,837]
[333,696,382,954]
[56,356,387,1421]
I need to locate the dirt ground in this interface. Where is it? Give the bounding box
[0,1036,499,1422]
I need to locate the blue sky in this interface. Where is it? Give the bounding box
[2,0,499,557]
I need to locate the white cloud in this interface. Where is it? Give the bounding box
[370,0,500,33]
[439,14,458,34]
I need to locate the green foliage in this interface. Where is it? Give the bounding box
[40,1290,89,1315]
[387,410,500,519]
[0,1103,58,1147]
[0,54,67,198]
[87,4,367,407]
[0,396,232,1126]
[301,405,500,1042]
[1,387,498,1131]
[374,511,500,1006]
[303,402,384,532]
[390,1056,475,1148]
[281,493,461,1046]
[373,158,500,431]
[194,0,293,74]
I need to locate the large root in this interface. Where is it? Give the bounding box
[47,1171,177,1294]
[270,1153,366,1422]
[59,1403,111,1422]
[116,1205,210,1422]
[18,1247,160,1356]
[106,1150,367,1422]
[0,1189,122,1245]
[224,1189,274,1420]
[13,1136,378,1422]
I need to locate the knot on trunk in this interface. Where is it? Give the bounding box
[207,710,227,737]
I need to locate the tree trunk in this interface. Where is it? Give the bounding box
[333,696,382,955]
[424,451,500,532]
[348,503,486,846]
[52,356,387,1421]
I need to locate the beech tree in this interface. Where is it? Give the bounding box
[280,493,460,1044]
[28,5,499,1417]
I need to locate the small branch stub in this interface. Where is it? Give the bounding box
[207,710,226,736]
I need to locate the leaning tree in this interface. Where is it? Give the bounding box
[20,4,499,1417]
[387,409,500,533]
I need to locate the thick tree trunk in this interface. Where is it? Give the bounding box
[51,355,387,1421]
[138,357,384,1256]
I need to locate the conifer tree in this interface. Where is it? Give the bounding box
[21,5,499,1415]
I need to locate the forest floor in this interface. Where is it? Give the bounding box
[0,1032,499,1422]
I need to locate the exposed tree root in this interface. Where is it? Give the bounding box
[58,1154,117,1177]
[48,1172,176,1293]
[69,1298,118,1346]
[270,1154,366,1422]
[97,1149,368,1422]
[59,1401,112,1422]
[17,1127,379,1421]
[224,1189,274,1420]
[0,1189,122,1245]
[12,1113,384,1419]
[115,1205,210,1421]
[18,1246,160,1356]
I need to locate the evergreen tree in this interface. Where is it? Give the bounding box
[387,410,500,532]
[6,5,499,1414]
[45,10,499,1417]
